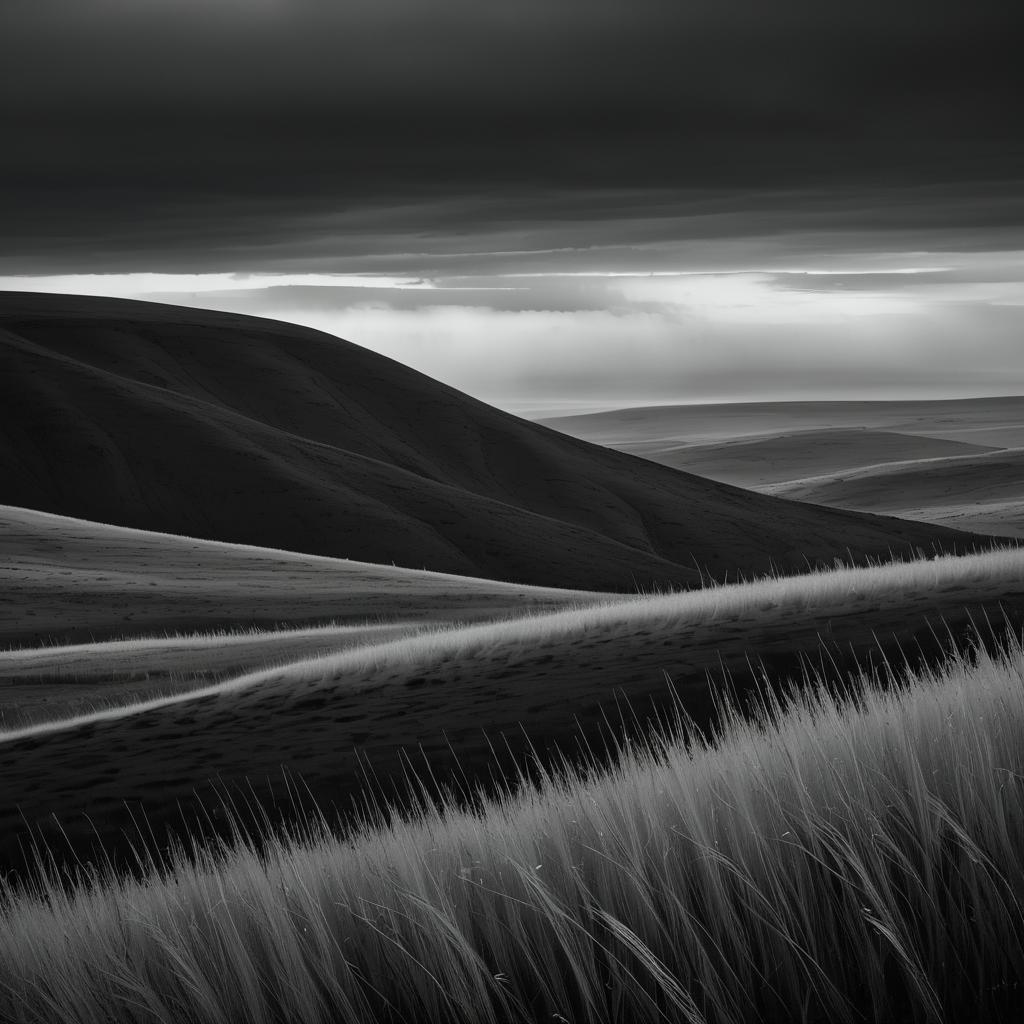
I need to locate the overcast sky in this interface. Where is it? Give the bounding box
[2,0,1022,411]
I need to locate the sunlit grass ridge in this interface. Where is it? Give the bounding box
[4,629,1024,1021]
[6,544,1023,742]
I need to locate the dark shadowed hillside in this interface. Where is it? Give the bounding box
[0,292,985,590]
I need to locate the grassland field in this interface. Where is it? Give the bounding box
[4,610,1024,1023]
[5,298,1024,1022]
[4,546,1024,894]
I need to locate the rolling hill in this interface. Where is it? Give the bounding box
[0,503,597,648]
[771,447,1024,537]
[540,396,1024,448]
[0,292,986,592]
[4,547,1024,878]
[0,503,603,724]
[601,427,993,488]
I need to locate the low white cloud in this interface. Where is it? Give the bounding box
[251,295,1024,406]
[614,272,915,323]
[6,243,1024,410]
[0,272,435,296]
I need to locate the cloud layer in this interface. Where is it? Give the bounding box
[2,1,1021,409]
[1,0,1021,273]
[7,245,1022,411]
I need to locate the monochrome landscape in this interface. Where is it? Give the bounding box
[1,2,1023,1022]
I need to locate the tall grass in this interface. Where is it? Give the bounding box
[4,633,1024,1021]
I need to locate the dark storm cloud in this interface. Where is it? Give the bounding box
[1,0,1021,272]
[6,0,1018,117]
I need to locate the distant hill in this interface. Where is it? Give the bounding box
[770,448,1024,538]
[590,427,993,488]
[540,397,1024,448]
[0,293,984,590]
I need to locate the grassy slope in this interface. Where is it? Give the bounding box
[540,396,1024,446]
[0,504,598,647]
[5,633,1024,1022]
[771,447,1024,538]
[0,293,983,590]
[607,428,993,487]
[0,624,431,729]
[3,548,1024,879]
